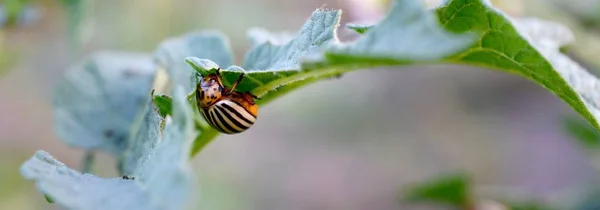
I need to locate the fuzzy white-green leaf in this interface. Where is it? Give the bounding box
[22,87,198,210]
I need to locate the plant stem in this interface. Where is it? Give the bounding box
[80,151,95,173]
[190,129,220,157]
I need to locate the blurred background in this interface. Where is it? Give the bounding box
[3,0,600,209]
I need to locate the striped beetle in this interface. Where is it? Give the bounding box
[196,69,258,134]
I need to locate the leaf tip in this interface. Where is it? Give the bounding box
[184,57,220,75]
[346,23,372,34]
[20,150,62,180]
[44,194,55,203]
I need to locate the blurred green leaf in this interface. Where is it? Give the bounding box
[0,32,14,76]
[44,194,55,203]
[21,87,199,210]
[549,0,600,30]
[402,174,471,208]
[507,201,555,210]
[400,174,557,209]
[564,117,600,149]
[346,23,372,34]
[53,52,156,156]
[59,0,86,55]
[2,0,31,27]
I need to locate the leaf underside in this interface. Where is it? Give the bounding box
[22,87,197,210]
[53,51,156,156]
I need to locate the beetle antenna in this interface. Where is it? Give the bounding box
[227,73,245,95]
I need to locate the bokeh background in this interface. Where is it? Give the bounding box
[3,0,600,209]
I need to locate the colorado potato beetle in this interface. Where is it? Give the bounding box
[196,69,258,134]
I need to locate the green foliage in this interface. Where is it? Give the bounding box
[44,194,55,203]
[21,0,600,209]
[345,23,372,34]
[153,94,173,118]
[400,174,554,209]
[436,0,600,130]
[564,117,600,149]
[507,201,555,210]
[402,174,471,208]
[1,0,31,27]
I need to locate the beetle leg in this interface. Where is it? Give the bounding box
[227,73,245,95]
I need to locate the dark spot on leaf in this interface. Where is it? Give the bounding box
[104,130,114,138]
[122,68,140,78]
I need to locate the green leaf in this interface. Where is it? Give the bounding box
[507,201,555,210]
[435,0,600,130]
[564,117,600,149]
[324,0,600,130]
[346,23,372,34]
[21,87,199,210]
[154,31,233,94]
[44,194,55,203]
[402,174,471,208]
[53,51,156,156]
[153,94,173,118]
